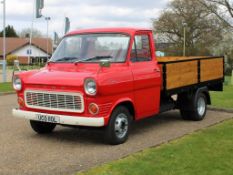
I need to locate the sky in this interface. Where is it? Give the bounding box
[0,0,169,38]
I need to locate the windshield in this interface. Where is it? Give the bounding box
[50,33,130,63]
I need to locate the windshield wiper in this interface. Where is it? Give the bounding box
[75,56,112,63]
[55,57,79,62]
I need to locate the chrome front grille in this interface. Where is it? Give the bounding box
[25,90,84,113]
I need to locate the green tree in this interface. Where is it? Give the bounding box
[198,0,233,29]
[0,25,18,37]
[19,28,43,38]
[153,0,225,56]
[212,31,233,74]
[6,55,18,65]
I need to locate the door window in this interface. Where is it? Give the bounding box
[130,35,152,62]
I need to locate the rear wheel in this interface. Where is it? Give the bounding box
[104,106,132,145]
[180,92,207,121]
[30,120,56,134]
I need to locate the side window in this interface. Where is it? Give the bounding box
[130,35,152,62]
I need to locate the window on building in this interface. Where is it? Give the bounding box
[27,49,32,55]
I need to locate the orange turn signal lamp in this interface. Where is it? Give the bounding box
[88,103,99,115]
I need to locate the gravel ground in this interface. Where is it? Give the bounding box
[0,94,232,175]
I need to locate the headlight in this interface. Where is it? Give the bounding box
[13,76,22,91]
[84,78,97,96]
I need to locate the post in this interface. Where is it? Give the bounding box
[183,27,186,57]
[29,0,36,66]
[2,0,7,82]
[45,17,51,61]
[182,22,187,57]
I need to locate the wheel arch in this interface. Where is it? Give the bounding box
[178,86,211,110]
[110,98,136,121]
[195,87,211,105]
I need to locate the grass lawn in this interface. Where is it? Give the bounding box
[77,119,233,175]
[210,77,233,109]
[0,82,13,93]
[6,64,44,70]
[211,85,233,109]
[224,76,232,85]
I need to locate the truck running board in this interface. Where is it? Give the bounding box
[159,98,176,113]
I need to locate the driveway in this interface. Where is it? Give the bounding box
[0,94,232,175]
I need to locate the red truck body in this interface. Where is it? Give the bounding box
[12,28,224,144]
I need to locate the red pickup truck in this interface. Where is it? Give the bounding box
[12,28,224,145]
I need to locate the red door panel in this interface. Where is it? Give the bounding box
[130,32,161,120]
[130,61,161,119]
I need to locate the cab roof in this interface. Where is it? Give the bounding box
[67,27,152,36]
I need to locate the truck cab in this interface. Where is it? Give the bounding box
[12,28,224,145]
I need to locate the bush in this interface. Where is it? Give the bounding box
[6,55,18,65]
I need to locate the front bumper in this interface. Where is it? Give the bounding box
[12,109,105,127]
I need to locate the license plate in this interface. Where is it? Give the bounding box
[36,114,60,123]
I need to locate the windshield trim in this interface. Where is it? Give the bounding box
[49,32,132,64]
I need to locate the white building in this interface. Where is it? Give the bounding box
[0,37,53,64]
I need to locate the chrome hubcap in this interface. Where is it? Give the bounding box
[197,97,206,116]
[114,113,128,139]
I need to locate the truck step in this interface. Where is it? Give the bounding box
[160,102,175,113]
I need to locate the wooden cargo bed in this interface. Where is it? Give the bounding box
[157,56,224,95]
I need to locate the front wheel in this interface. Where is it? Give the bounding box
[180,92,207,121]
[30,120,56,134]
[104,106,132,145]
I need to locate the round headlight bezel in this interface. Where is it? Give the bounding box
[13,76,22,91]
[84,78,97,96]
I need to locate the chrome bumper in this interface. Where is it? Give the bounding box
[12,109,105,127]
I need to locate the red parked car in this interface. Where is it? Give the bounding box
[12,28,224,145]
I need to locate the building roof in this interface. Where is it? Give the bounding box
[67,27,152,36]
[0,37,53,56]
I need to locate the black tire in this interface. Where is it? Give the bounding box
[30,120,56,134]
[104,106,132,145]
[180,92,207,121]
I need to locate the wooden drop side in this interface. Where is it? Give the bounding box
[157,56,224,92]
[200,58,224,82]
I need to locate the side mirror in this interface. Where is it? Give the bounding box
[12,60,27,78]
[99,60,111,68]
[13,60,22,72]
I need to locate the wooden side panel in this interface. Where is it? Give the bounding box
[166,61,198,90]
[200,58,223,82]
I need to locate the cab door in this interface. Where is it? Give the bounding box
[130,32,161,120]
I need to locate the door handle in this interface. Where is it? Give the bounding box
[154,68,161,73]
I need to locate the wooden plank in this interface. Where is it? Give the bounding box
[167,72,198,90]
[201,58,223,82]
[166,62,197,74]
[166,61,198,90]
[157,56,210,63]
